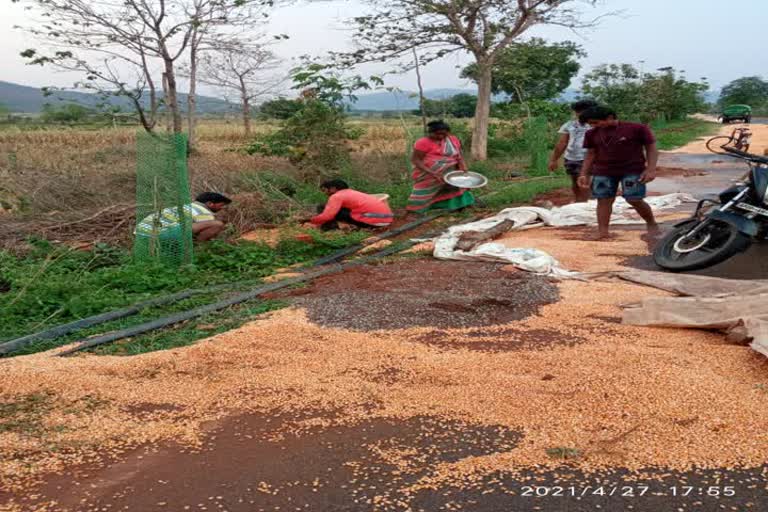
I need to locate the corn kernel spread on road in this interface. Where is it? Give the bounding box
[2,220,768,511]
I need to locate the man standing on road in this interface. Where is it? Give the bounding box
[548,99,598,202]
[577,106,660,240]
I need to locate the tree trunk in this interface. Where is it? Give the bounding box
[471,62,493,161]
[162,72,172,133]
[163,58,183,134]
[187,33,199,150]
[412,48,427,133]
[242,96,251,136]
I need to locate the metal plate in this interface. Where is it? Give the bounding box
[443,171,488,189]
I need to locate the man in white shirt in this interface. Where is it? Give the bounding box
[548,100,598,202]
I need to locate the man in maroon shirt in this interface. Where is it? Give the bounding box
[577,106,660,240]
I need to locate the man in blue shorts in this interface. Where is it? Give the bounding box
[577,106,660,240]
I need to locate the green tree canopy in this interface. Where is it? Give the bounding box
[582,64,708,122]
[640,68,708,121]
[41,103,93,123]
[581,63,642,118]
[258,98,303,120]
[416,93,478,118]
[461,38,585,102]
[718,76,768,109]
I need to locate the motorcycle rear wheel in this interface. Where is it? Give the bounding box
[653,219,752,271]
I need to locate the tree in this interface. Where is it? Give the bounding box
[246,65,380,178]
[415,94,477,118]
[183,2,280,149]
[258,98,303,119]
[198,46,283,134]
[718,76,768,109]
[16,0,272,136]
[461,38,584,103]
[16,0,207,134]
[640,68,708,121]
[581,63,643,120]
[336,0,600,160]
[41,103,93,123]
[582,64,708,122]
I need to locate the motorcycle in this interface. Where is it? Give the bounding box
[653,140,768,271]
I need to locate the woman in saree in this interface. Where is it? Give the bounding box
[407,120,475,213]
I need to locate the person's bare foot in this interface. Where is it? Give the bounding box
[584,231,617,241]
[646,223,661,236]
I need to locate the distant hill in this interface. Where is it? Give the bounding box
[349,87,722,111]
[1,80,722,114]
[349,88,512,111]
[0,81,236,114]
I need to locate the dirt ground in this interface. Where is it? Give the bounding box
[669,120,768,155]
[2,165,768,511]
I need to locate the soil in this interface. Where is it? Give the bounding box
[239,228,282,247]
[268,260,560,331]
[532,187,574,207]
[655,166,709,177]
[669,122,768,155]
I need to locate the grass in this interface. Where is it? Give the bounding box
[0,230,368,350]
[88,299,289,356]
[650,118,720,151]
[484,175,571,209]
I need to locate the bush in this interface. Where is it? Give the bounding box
[246,99,355,175]
[257,98,303,120]
[41,103,93,123]
[493,100,570,124]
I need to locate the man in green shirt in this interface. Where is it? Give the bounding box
[136,192,232,242]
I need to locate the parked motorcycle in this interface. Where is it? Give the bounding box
[653,140,768,271]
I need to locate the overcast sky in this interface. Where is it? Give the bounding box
[2,0,766,97]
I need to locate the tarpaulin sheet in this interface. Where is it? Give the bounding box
[618,270,768,357]
[433,193,696,277]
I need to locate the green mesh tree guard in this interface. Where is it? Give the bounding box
[133,132,194,266]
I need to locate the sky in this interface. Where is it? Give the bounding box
[2,0,767,98]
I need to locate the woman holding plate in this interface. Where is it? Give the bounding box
[407,120,476,213]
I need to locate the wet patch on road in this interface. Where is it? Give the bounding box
[14,411,768,512]
[17,413,523,512]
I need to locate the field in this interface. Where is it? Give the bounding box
[0,116,718,357]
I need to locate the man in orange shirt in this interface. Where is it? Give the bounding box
[310,179,394,231]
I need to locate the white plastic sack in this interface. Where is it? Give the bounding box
[433,193,696,277]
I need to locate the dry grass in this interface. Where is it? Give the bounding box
[0,119,414,215]
[0,117,527,247]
